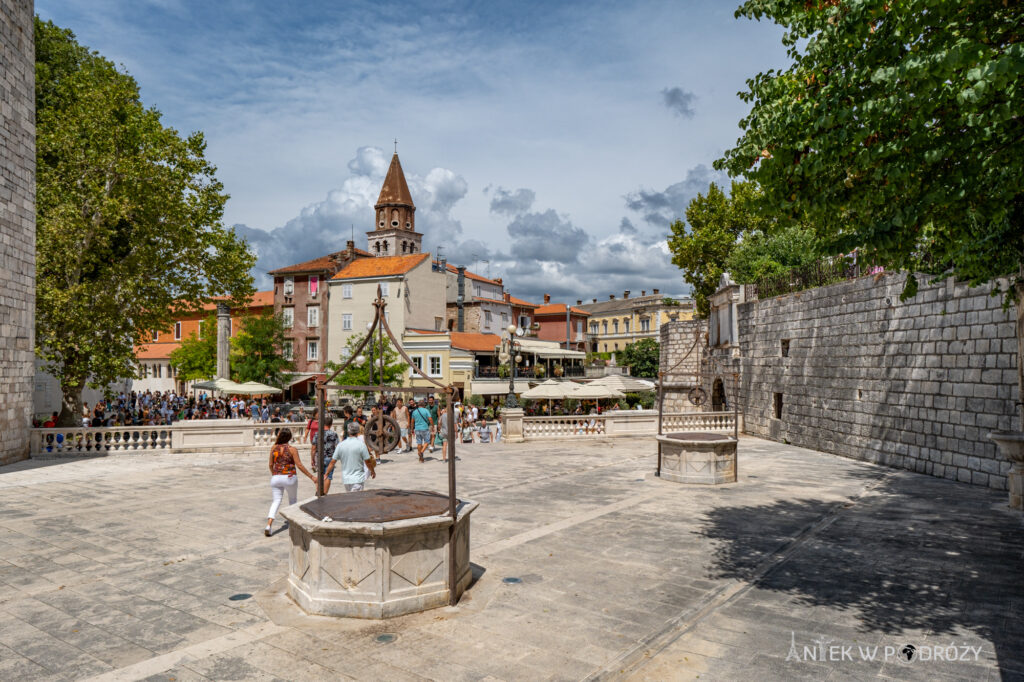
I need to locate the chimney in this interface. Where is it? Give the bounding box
[503,292,511,303]
[623,290,630,299]
[609,294,615,300]
[495,278,502,286]
[641,290,646,296]
[576,299,582,305]
[592,298,597,303]
[346,239,355,261]
[544,294,551,304]
[653,288,660,295]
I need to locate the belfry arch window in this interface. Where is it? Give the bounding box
[374,241,380,253]
[391,209,399,227]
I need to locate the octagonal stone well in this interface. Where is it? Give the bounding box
[280,489,477,619]
[657,432,737,485]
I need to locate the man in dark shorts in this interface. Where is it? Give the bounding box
[312,415,340,493]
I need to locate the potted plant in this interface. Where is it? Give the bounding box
[553,364,564,377]
[534,365,546,378]
[497,364,510,379]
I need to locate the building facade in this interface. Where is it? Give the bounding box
[1,0,35,464]
[269,241,371,390]
[533,295,590,351]
[578,289,696,353]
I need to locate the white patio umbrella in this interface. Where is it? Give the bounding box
[521,379,575,415]
[569,383,625,400]
[589,374,657,393]
[231,381,283,395]
[191,377,244,393]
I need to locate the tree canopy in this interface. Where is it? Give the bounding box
[716,0,1023,299]
[231,312,293,387]
[35,19,255,423]
[325,333,409,395]
[168,316,217,382]
[620,338,660,379]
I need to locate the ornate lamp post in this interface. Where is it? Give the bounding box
[502,323,524,408]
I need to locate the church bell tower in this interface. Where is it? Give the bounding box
[367,151,423,257]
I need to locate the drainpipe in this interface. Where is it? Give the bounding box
[565,304,570,350]
[457,266,466,332]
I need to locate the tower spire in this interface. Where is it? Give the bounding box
[367,148,422,257]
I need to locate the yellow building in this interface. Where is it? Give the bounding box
[577,289,695,353]
[400,330,501,400]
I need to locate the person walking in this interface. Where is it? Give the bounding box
[411,399,434,463]
[324,422,376,491]
[393,398,411,453]
[426,396,440,454]
[265,429,314,536]
[312,415,340,493]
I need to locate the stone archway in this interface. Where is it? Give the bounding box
[712,377,727,411]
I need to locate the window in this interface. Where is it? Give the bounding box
[602,321,608,334]
[484,310,493,326]
[590,323,598,335]
[410,356,423,376]
[282,307,294,328]
[613,320,619,334]
[501,312,508,327]
[283,276,294,296]
[380,282,389,297]
[773,392,783,419]
[342,313,352,330]
[308,306,320,328]
[283,340,293,360]
[614,343,618,350]
[435,316,443,331]
[640,318,650,332]
[623,319,629,333]
[576,321,583,336]
[152,330,159,341]
[519,315,529,329]
[781,339,791,357]
[154,364,161,378]
[174,322,182,340]
[309,275,319,297]
[342,284,353,299]
[428,355,443,377]
[307,340,319,361]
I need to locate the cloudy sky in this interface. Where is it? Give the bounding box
[36,0,789,303]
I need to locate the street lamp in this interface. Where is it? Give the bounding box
[503,323,524,408]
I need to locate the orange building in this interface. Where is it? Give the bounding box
[133,292,274,393]
[533,294,590,351]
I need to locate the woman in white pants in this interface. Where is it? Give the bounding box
[266,429,314,536]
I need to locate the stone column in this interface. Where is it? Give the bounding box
[216,303,230,379]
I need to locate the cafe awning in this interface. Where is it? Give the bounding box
[515,339,585,359]
[470,380,532,395]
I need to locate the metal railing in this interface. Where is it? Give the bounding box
[750,253,883,300]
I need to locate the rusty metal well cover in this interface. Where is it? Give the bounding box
[300,489,454,523]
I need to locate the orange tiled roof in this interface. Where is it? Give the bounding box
[450,332,501,353]
[534,303,590,316]
[438,262,502,286]
[507,295,538,308]
[331,252,429,280]
[136,343,180,359]
[193,290,274,312]
[268,249,373,275]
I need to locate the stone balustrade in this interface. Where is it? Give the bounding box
[29,420,334,457]
[661,411,737,432]
[512,410,738,442]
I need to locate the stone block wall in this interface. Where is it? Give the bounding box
[659,319,704,412]
[738,272,1018,490]
[0,0,35,466]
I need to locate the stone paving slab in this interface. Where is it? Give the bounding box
[0,436,1022,680]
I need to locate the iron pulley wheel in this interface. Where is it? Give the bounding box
[365,415,401,454]
[688,387,708,407]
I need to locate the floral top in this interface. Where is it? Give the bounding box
[270,444,297,476]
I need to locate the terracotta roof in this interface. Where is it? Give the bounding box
[195,291,274,312]
[376,153,415,207]
[450,332,501,353]
[331,252,429,280]
[136,343,180,359]
[507,295,538,308]
[438,262,502,287]
[268,249,373,275]
[534,303,591,316]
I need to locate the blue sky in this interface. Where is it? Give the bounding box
[36,0,790,303]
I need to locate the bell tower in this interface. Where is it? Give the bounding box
[367,151,423,257]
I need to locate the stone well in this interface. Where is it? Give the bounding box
[280,489,477,619]
[657,432,737,485]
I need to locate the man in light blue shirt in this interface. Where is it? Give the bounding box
[325,422,376,491]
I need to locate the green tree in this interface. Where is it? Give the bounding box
[35,19,255,425]
[716,1,1024,428]
[231,312,293,387]
[667,181,772,317]
[726,222,819,284]
[168,316,217,382]
[620,338,660,379]
[324,333,409,396]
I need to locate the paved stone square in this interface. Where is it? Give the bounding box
[0,436,1022,681]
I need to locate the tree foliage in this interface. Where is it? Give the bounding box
[324,333,409,395]
[231,312,293,387]
[667,181,773,316]
[35,19,255,424]
[620,338,660,379]
[168,316,217,382]
[726,222,819,284]
[716,0,1023,296]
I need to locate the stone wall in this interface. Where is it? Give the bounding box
[691,272,1018,490]
[0,0,35,466]
[659,319,704,412]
